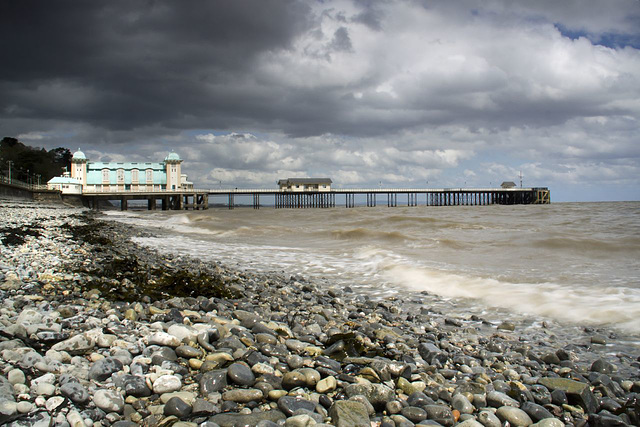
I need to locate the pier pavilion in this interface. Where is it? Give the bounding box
[69,149,192,193]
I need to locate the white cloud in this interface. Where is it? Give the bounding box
[16,132,45,140]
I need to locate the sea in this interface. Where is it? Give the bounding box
[104,201,640,350]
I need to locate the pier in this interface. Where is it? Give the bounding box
[80,191,209,211]
[209,187,550,209]
[73,187,549,210]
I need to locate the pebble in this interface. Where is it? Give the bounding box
[153,374,183,394]
[93,389,125,413]
[497,406,534,426]
[222,388,264,403]
[329,400,370,427]
[164,396,192,417]
[227,362,255,386]
[8,368,26,385]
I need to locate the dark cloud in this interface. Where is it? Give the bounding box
[1,0,639,201]
[0,0,311,130]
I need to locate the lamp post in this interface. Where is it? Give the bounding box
[7,160,12,183]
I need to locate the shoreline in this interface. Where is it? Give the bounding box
[0,198,638,426]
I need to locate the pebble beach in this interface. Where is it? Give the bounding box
[0,198,638,427]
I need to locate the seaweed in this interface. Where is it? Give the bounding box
[61,218,113,246]
[0,225,42,246]
[62,213,244,303]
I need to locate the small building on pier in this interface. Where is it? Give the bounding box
[47,176,83,194]
[278,178,332,192]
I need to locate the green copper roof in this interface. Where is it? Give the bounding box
[165,152,181,161]
[72,149,86,160]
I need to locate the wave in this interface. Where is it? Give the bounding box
[375,256,640,333]
[331,227,412,243]
[532,236,640,254]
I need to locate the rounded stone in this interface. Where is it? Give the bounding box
[496,406,533,427]
[531,419,565,427]
[478,410,502,427]
[227,363,255,386]
[36,382,56,397]
[452,393,474,415]
[222,388,264,403]
[176,345,203,358]
[386,400,403,415]
[45,396,66,412]
[316,376,337,393]
[123,375,151,397]
[252,363,275,376]
[147,332,181,347]
[60,382,90,404]
[153,375,182,394]
[93,389,125,413]
[164,396,192,417]
[89,357,124,382]
[401,406,427,423]
[8,369,26,385]
[16,401,33,414]
[282,371,307,390]
[487,391,519,408]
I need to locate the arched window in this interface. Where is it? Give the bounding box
[102,169,110,183]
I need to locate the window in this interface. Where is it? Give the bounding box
[131,169,139,182]
[102,169,110,183]
[117,169,125,183]
[146,169,153,183]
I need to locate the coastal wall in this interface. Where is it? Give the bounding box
[34,190,64,203]
[0,182,66,204]
[0,182,34,199]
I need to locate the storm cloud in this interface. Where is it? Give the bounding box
[2,0,639,201]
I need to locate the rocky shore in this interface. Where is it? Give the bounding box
[0,198,638,427]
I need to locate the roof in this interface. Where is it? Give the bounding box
[278,178,332,185]
[72,149,86,160]
[501,181,517,188]
[48,177,82,185]
[165,152,181,161]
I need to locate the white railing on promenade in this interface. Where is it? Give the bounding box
[0,175,48,191]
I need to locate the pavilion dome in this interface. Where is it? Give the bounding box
[165,152,181,161]
[72,149,86,160]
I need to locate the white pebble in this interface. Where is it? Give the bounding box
[8,368,26,385]
[36,382,56,397]
[16,401,33,414]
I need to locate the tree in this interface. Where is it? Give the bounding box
[0,137,72,183]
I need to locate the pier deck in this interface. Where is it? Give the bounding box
[77,187,549,210]
[209,187,550,209]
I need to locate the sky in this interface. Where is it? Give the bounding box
[1,0,640,202]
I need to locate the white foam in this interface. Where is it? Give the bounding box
[378,258,640,333]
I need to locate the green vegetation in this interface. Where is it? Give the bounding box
[0,137,71,184]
